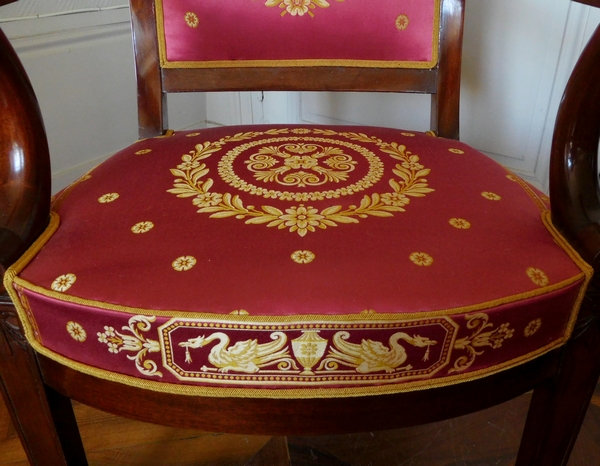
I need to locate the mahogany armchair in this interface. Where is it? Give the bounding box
[1,0,600,465]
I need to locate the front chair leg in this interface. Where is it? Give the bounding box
[0,296,87,466]
[516,290,600,466]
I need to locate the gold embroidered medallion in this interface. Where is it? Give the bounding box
[168,129,434,236]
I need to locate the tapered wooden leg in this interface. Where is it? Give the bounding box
[246,436,291,466]
[0,296,88,465]
[516,289,600,466]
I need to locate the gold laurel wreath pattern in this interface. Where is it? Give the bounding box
[168,129,434,236]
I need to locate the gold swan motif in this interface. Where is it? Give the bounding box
[318,331,437,374]
[178,331,297,373]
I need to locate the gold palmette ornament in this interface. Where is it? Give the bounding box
[291,331,328,375]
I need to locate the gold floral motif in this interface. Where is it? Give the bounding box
[98,193,119,203]
[524,318,542,337]
[410,252,433,267]
[265,0,337,17]
[97,316,162,377]
[291,331,328,375]
[395,14,410,31]
[481,192,501,201]
[66,321,86,342]
[291,250,315,264]
[185,12,199,28]
[51,273,76,292]
[230,309,249,315]
[449,313,514,373]
[449,218,471,229]
[245,143,357,187]
[527,267,549,287]
[172,256,197,271]
[218,136,383,201]
[186,132,201,137]
[448,148,465,154]
[168,129,434,236]
[179,331,298,373]
[135,149,152,155]
[131,221,154,234]
[318,331,437,374]
[401,132,415,137]
[291,128,311,134]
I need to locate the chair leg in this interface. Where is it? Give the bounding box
[0,298,87,466]
[245,436,291,466]
[516,294,600,466]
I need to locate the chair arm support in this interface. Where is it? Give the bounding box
[0,29,51,276]
[550,22,600,271]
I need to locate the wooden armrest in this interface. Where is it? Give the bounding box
[0,29,51,274]
[550,22,600,270]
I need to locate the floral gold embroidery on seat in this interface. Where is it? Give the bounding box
[291,250,315,264]
[481,191,501,201]
[527,268,549,287]
[410,252,433,266]
[172,256,196,271]
[51,274,76,292]
[98,193,119,203]
[524,318,542,337]
[449,218,471,229]
[450,313,514,373]
[131,221,154,234]
[97,316,162,377]
[168,128,434,236]
[66,321,87,342]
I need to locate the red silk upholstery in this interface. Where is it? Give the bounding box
[157,0,440,68]
[4,126,590,398]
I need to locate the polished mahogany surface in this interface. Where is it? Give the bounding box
[0,30,50,283]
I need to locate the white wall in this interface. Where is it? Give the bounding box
[0,2,206,193]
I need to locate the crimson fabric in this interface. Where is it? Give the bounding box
[7,126,590,398]
[158,0,439,67]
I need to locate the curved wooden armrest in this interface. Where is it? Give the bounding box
[550,20,600,270]
[0,29,51,277]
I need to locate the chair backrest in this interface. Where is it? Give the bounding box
[130,0,465,139]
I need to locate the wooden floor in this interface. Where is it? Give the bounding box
[1,382,599,465]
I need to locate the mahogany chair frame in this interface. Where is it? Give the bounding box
[1,0,600,464]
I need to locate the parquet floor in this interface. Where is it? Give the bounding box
[1,381,599,465]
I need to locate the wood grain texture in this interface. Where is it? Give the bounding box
[1,383,599,465]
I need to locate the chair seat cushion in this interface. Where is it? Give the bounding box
[5,125,591,399]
